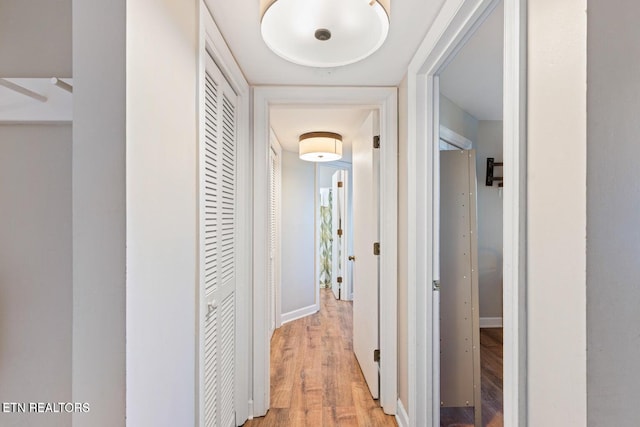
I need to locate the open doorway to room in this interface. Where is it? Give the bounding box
[317,164,353,301]
[267,106,366,326]
[436,2,504,427]
[248,105,394,425]
[247,85,398,425]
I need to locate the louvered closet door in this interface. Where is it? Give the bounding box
[268,147,277,338]
[201,53,237,427]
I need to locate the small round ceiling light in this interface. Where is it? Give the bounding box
[299,132,343,162]
[260,0,390,68]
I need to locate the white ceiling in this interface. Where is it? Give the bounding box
[3,0,502,120]
[203,0,446,86]
[205,0,503,152]
[439,2,503,121]
[270,106,372,163]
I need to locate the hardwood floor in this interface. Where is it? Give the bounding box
[243,289,503,427]
[440,328,504,427]
[243,289,397,427]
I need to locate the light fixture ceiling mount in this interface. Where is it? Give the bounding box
[260,0,390,68]
[299,132,343,162]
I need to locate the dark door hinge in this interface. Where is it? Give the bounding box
[373,349,380,363]
[373,242,380,255]
[373,135,380,149]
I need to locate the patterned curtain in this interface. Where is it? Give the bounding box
[319,189,333,288]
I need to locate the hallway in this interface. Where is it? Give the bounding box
[244,289,397,426]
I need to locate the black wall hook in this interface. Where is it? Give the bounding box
[486,157,504,187]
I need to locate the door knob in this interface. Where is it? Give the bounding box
[348,255,356,261]
[207,300,218,314]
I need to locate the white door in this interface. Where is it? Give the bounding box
[199,53,237,427]
[331,170,349,300]
[352,112,379,398]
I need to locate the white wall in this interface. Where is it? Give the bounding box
[440,95,478,144]
[126,0,198,425]
[72,0,126,425]
[317,164,335,188]
[475,121,503,319]
[281,150,317,315]
[528,0,587,425]
[0,124,72,427]
[0,0,71,78]
[1,2,74,425]
[587,1,640,424]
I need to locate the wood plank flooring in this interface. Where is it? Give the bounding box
[243,289,503,427]
[243,289,397,427]
[440,328,504,427]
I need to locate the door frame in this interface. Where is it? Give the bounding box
[317,162,352,301]
[199,3,252,425]
[406,0,527,426]
[253,86,398,417]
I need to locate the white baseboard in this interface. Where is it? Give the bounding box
[480,316,503,328]
[395,398,409,427]
[281,304,319,324]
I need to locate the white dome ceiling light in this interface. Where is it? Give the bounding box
[260,0,390,68]
[299,132,343,162]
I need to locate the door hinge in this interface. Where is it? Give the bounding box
[373,135,380,149]
[337,276,343,284]
[373,242,380,255]
[433,280,441,291]
[337,180,343,188]
[337,228,343,236]
[373,349,380,363]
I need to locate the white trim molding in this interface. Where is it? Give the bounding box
[200,3,252,425]
[480,317,504,328]
[253,86,398,417]
[395,399,410,427]
[502,1,528,426]
[281,304,320,324]
[406,0,527,426]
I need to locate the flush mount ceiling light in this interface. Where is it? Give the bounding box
[299,132,343,162]
[260,0,390,68]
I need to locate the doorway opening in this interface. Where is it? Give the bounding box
[437,3,504,426]
[251,86,398,419]
[406,0,526,426]
[266,105,385,409]
[317,165,353,302]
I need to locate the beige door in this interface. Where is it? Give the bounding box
[439,149,481,427]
